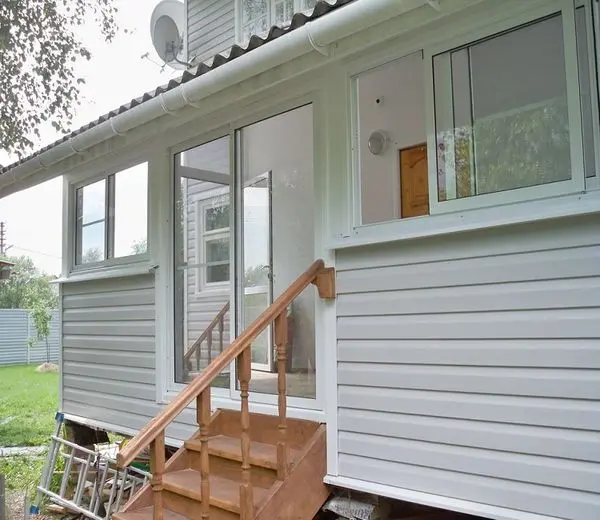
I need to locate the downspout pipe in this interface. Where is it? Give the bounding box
[0,0,428,196]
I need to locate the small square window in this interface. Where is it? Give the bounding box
[205,236,230,284]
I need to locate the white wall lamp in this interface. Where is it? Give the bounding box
[368,130,389,156]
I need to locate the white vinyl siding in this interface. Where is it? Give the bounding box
[187,0,235,64]
[335,213,600,520]
[61,275,198,441]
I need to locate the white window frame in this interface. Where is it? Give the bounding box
[424,2,585,215]
[195,193,231,293]
[345,0,600,245]
[235,0,319,44]
[71,162,150,271]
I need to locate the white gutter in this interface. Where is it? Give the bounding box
[0,0,430,195]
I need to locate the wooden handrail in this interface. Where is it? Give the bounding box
[183,300,230,365]
[117,258,331,468]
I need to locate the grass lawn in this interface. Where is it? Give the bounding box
[0,364,59,504]
[0,364,59,447]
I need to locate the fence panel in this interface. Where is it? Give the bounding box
[0,309,60,366]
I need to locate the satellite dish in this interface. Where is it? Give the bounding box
[150,0,187,69]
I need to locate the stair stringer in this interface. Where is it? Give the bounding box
[254,425,329,520]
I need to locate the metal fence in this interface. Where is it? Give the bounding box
[0,309,60,366]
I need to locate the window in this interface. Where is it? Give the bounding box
[575,0,600,182]
[352,2,600,231]
[75,163,148,266]
[197,196,230,289]
[238,0,321,44]
[353,52,427,225]
[433,15,573,204]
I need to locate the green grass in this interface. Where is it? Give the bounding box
[0,454,46,493]
[0,364,59,447]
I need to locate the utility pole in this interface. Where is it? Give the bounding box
[0,221,6,256]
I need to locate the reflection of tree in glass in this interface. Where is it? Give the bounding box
[131,239,148,255]
[82,248,103,264]
[244,264,269,287]
[438,98,571,199]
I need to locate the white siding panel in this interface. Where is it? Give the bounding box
[338,409,600,463]
[338,454,600,520]
[61,275,197,443]
[187,0,235,64]
[339,386,600,431]
[335,214,600,519]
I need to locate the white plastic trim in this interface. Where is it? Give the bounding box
[53,263,158,284]
[324,476,564,520]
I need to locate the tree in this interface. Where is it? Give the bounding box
[0,1,118,156]
[28,302,53,363]
[0,255,58,309]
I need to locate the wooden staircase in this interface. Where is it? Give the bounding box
[114,410,327,520]
[113,260,335,520]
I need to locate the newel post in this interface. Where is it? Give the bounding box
[274,310,289,480]
[238,347,254,519]
[197,388,211,519]
[150,431,165,520]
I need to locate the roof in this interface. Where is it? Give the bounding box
[0,260,13,266]
[0,0,353,177]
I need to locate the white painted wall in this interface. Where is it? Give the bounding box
[357,51,426,225]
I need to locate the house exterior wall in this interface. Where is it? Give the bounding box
[334,213,600,520]
[61,274,198,441]
[187,0,235,64]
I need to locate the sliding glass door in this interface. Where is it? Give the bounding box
[236,104,316,399]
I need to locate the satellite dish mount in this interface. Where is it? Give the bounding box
[150,0,191,70]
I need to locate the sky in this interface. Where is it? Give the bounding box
[0,0,179,275]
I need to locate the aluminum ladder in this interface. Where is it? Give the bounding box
[30,412,151,520]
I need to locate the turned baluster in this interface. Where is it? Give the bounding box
[150,431,165,520]
[238,347,254,520]
[274,310,289,480]
[218,316,224,354]
[207,329,213,364]
[197,389,211,520]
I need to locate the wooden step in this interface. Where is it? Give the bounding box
[186,435,299,470]
[209,410,320,448]
[163,468,268,514]
[187,450,278,489]
[113,505,187,520]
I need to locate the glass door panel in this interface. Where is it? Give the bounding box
[243,172,273,371]
[236,104,316,398]
[173,136,232,387]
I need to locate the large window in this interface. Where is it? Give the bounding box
[434,15,572,203]
[75,163,148,266]
[353,1,600,228]
[238,0,320,44]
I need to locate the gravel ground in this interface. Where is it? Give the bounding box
[5,490,26,520]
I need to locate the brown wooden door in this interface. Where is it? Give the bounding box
[400,144,429,218]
